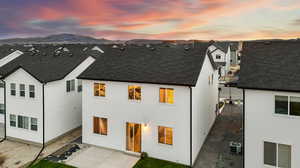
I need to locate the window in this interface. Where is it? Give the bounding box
[66,79,75,92]
[0,104,4,114]
[0,82,4,88]
[290,96,300,116]
[29,85,35,98]
[216,55,221,59]
[128,85,141,100]
[211,74,214,85]
[275,96,289,115]
[10,114,16,127]
[10,83,16,96]
[19,84,25,97]
[31,118,38,131]
[93,117,107,135]
[158,126,173,145]
[208,76,211,85]
[264,141,291,168]
[275,95,300,116]
[94,83,105,97]
[77,80,82,92]
[159,88,174,104]
[18,115,29,129]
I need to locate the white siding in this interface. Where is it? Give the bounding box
[192,54,218,164]
[44,56,95,142]
[5,68,43,143]
[245,89,300,168]
[82,81,191,165]
[208,45,226,63]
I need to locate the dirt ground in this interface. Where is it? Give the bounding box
[0,128,81,168]
[193,104,243,168]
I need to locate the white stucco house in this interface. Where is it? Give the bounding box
[238,41,299,168]
[0,46,24,123]
[0,44,97,145]
[78,43,219,166]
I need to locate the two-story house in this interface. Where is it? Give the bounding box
[238,41,300,168]
[78,43,219,166]
[0,44,96,145]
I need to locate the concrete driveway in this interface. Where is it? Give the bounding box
[66,146,139,168]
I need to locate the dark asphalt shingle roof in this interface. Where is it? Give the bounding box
[238,41,300,92]
[0,44,97,83]
[78,43,213,86]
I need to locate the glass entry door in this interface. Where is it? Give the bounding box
[126,122,141,153]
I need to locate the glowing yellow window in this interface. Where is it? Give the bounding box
[128,85,141,100]
[93,117,107,135]
[158,126,173,145]
[159,88,174,104]
[94,83,105,97]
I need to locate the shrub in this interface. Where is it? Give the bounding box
[141,152,148,159]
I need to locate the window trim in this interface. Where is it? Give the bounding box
[158,126,173,145]
[159,88,175,104]
[94,83,106,97]
[128,85,142,101]
[29,85,35,98]
[30,117,38,131]
[10,114,16,127]
[10,83,16,96]
[274,95,300,117]
[93,116,108,135]
[19,84,25,97]
[263,141,291,167]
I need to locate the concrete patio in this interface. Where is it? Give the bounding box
[66,146,139,168]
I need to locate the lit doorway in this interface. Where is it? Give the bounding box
[126,122,141,153]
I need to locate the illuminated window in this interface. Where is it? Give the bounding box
[159,88,174,104]
[93,117,107,135]
[94,83,105,97]
[128,85,141,100]
[158,126,173,145]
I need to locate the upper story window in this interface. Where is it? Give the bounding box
[10,83,16,96]
[66,79,75,92]
[19,84,25,97]
[93,117,108,135]
[216,55,221,59]
[264,141,291,168]
[158,126,173,145]
[0,104,4,114]
[10,114,16,127]
[275,95,300,116]
[128,85,141,100]
[159,88,174,104]
[94,83,105,97]
[77,80,82,92]
[29,85,35,98]
[211,74,214,85]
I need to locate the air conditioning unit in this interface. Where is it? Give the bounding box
[229,141,242,154]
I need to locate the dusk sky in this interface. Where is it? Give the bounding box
[1,0,300,40]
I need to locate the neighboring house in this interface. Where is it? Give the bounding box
[238,41,300,168]
[0,45,24,123]
[78,43,219,166]
[0,44,96,145]
[208,43,227,77]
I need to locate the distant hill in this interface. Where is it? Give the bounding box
[0,34,114,44]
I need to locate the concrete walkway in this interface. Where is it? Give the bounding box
[66,146,139,168]
[0,128,81,168]
[193,104,243,168]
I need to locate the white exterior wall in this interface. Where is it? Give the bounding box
[5,69,43,143]
[245,89,300,168]
[0,87,4,123]
[192,55,218,164]
[44,56,95,142]
[82,81,191,165]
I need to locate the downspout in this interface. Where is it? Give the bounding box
[189,87,193,167]
[242,89,245,168]
[28,83,45,166]
[0,80,6,143]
